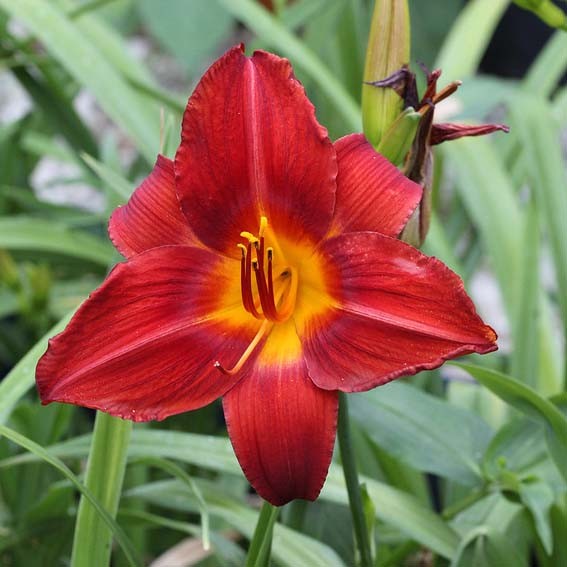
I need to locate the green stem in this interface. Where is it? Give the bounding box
[71,412,132,567]
[285,499,308,531]
[338,393,373,567]
[245,501,279,567]
[442,488,488,520]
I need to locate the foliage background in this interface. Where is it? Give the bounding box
[0,0,566,566]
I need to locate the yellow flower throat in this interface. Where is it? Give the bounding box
[215,216,299,375]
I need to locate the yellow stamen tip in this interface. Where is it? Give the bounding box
[237,243,247,256]
[240,231,259,244]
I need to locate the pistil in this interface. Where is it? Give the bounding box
[214,319,272,375]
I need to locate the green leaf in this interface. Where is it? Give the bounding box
[524,31,567,96]
[71,412,132,567]
[131,456,210,551]
[435,0,510,79]
[0,0,158,162]
[456,363,567,483]
[137,0,233,75]
[442,138,523,317]
[509,96,567,365]
[217,0,361,131]
[350,382,492,485]
[126,479,346,567]
[483,417,564,487]
[450,526,528,567]
[323,468,460,559]
[509,204,540,388]
[0,309,76,426]
[518,478,554,554]
[0,217,114,266]
[5,430,460,558]
[0,424,141,566]
[81,153,133,206]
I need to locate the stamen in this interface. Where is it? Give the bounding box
[240,231,259,245]
[267,247,274,300]
[215,319,272,375]
[237,216,297,324]
[253,259,278,320]
[242,243,262,319]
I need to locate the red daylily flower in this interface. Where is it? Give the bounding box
[36,46,497,506]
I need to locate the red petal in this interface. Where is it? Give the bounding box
[36,246,260,421]
[301,232,497,392]
[430,123,510,146]
[175,45,336,254]
[331,134,422,237]
[109,155,197,258]
[223,352,338,506]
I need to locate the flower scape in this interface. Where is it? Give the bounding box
[36,45,497,506]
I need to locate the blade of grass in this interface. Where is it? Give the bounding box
[509,203,540,389]
[0,424,141,566]
[8,430,461,559]
[130,456,210,551]
[0,217,115,266]
[435,0,510,79]
[524,30,567,97]
[509,95,567,387]
[0,309,76,425]
[442,139,522,316]
[0,0,158,162]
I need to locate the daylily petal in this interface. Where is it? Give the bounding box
[301,232,497,392]
[331,134,422,238]
[175,45,336,254]
[36,246,260,421]
[223,337,338,505]
[108,155,197,258]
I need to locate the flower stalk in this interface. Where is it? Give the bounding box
[245,500,280,567]
[71,412,132,567]
[338,393,374,567]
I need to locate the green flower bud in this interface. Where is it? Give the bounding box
[362,0,410,148]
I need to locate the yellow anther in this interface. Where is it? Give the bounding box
[240,231,259,244]
[237,243,247,257]
[266,247,274,260]
[259,216,268,237]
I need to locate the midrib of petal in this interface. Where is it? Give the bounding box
[341,302,488,345]
[244,59,266,214]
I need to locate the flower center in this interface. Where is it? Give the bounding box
[214,216,299,376]
[238,216,298,324]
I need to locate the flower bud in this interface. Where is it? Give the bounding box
[514,0,567,30]
[362,0,410,148]
[376,107,421,166]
